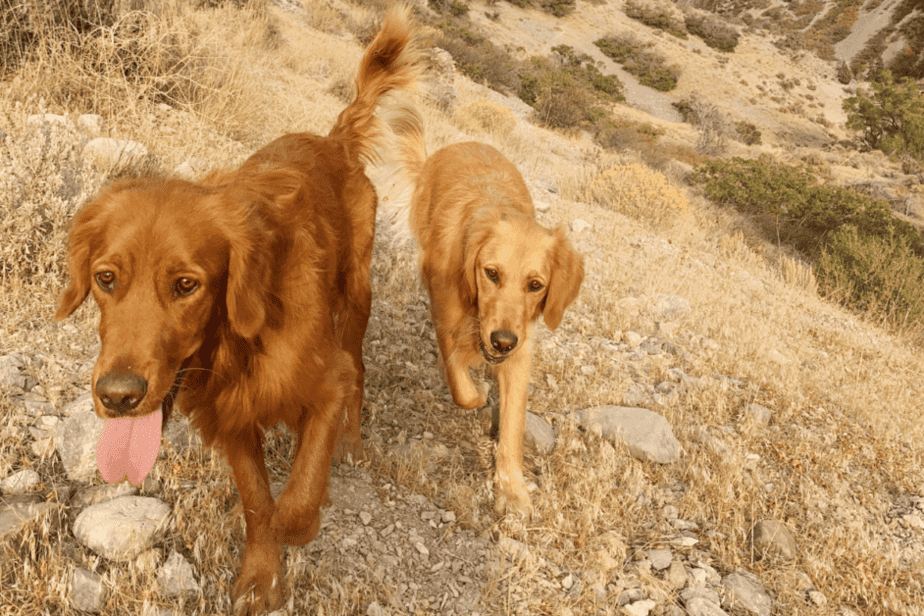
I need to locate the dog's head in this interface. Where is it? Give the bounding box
[462,208,584,365]
[56,168,301,483]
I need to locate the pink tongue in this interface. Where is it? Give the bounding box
[97,408,163,486]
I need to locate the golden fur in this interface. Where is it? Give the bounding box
[56,8,420,613]
[391,136,584,515]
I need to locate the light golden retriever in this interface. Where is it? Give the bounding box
[56,8,420,612]
[389,132,584,515]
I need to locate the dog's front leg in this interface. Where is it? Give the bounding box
[494,341,533,517]
[273,354,353,545]
[225,427,284,615]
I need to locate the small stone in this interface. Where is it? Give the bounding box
[624,331,643,347]
[745,403,772,427]
[808,590,827,606]
[576,406,681,464]
[360,511,373,526]
[524,412,556,454]
[496,536,529,560]
[666,559,688,589]
[1,469,41,494]
[70,568,106,613]
[648,548,673,570]
[749,519,797,560]
[367,601,388,616]
[73,496,170,562]
[685,597,730,616]
[414,542,429,557]
[723,572,772,616]
[624,599,657,616]
[570,218,591,235]
[560,573,574,590]
[156,550,200,598]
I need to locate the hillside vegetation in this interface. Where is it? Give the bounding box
[1,1,924,615]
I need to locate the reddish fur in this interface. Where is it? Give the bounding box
[56,8,420,613]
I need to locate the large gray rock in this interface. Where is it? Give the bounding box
[0,495,60,542]
[55,402,105,482]
[576,406,681,464]
[73,496,170,562]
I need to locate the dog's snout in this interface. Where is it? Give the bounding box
[96,370,148,415]
[490,330,518,355]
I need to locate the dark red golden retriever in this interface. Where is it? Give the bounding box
[389,130,585,516]
[55,8,420,612]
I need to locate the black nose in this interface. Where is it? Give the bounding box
[96,370,148,415]
[490,330,518,355]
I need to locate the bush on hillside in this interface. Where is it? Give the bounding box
[692,156,924,332]
[816,226,924,333]
[585,162,693,226]
[624,0,687,39]
[684,13,739,52]
[844,70,924,160]
[594,35,680,91]
[432,22,521,94]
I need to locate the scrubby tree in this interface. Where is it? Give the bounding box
[844,70,924,159]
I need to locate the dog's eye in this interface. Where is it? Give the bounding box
[175,277,198,297]
[528,280,544,292]
[95,271,116,291]
[485,268,499,283]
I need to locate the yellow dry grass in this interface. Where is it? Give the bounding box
[1,1,923,615]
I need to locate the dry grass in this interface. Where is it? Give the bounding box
[2,2,924,615]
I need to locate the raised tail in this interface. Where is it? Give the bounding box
[328,5,422,165]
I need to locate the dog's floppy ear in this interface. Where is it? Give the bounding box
[542,226,584,330]
[224,167,302,339]
[462,208,498,303]
[55,185,121,320]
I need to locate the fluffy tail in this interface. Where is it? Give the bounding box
[328,5,422,166]
[373,94,427,243]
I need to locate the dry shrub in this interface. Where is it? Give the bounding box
[624,0,687,38]
[685,12,740,52]
[3,1,257,133]
[0,104,103,288]
[458,100,517,137]
[585,162,693,227]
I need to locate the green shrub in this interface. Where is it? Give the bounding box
[693,156,924,332]
[816,227,924,332]
[624,0,687,39]
[734,120,761,145]
[691,157,924,255]
[685,13,739,52]
[594,35,680,91]
[540,0,575,17]
[432,22,521,93]
[844,70,924,159]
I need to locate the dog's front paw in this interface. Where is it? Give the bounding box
[494,483,532,518]
[232,548,284,615]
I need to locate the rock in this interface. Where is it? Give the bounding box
[71,483,139,510]
[722,572,772,616]
[420,47,457,110]
[648,548,673,570]
[653,293,691,321]
[496,536,529,560]
[17,392,55,416]
[82,137,148,171]
[625,599,657,616]
[62,393,95,417]
[0,354,27,390]
[570,218,591,235]
[623,331,643,347]
[682,584,721,605]
[27,114,71,129]
[749,519,797,560]
[1,469,41,494]
[70,568,106,613]
[0,495,60,542]
[55,402,106,482]
[534,200,552,213]
[156,550,200,598]
[622,382,649,407]
[367,601,388,616]
[73,496,171,562]
[523,412,556,454]
[685,597,730,616]
[77,114,104,137]
[360,511,373,525]
[808,589,827,606]
[667,558,688,589]
[576,406,682,464]
[744,403,772,427]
